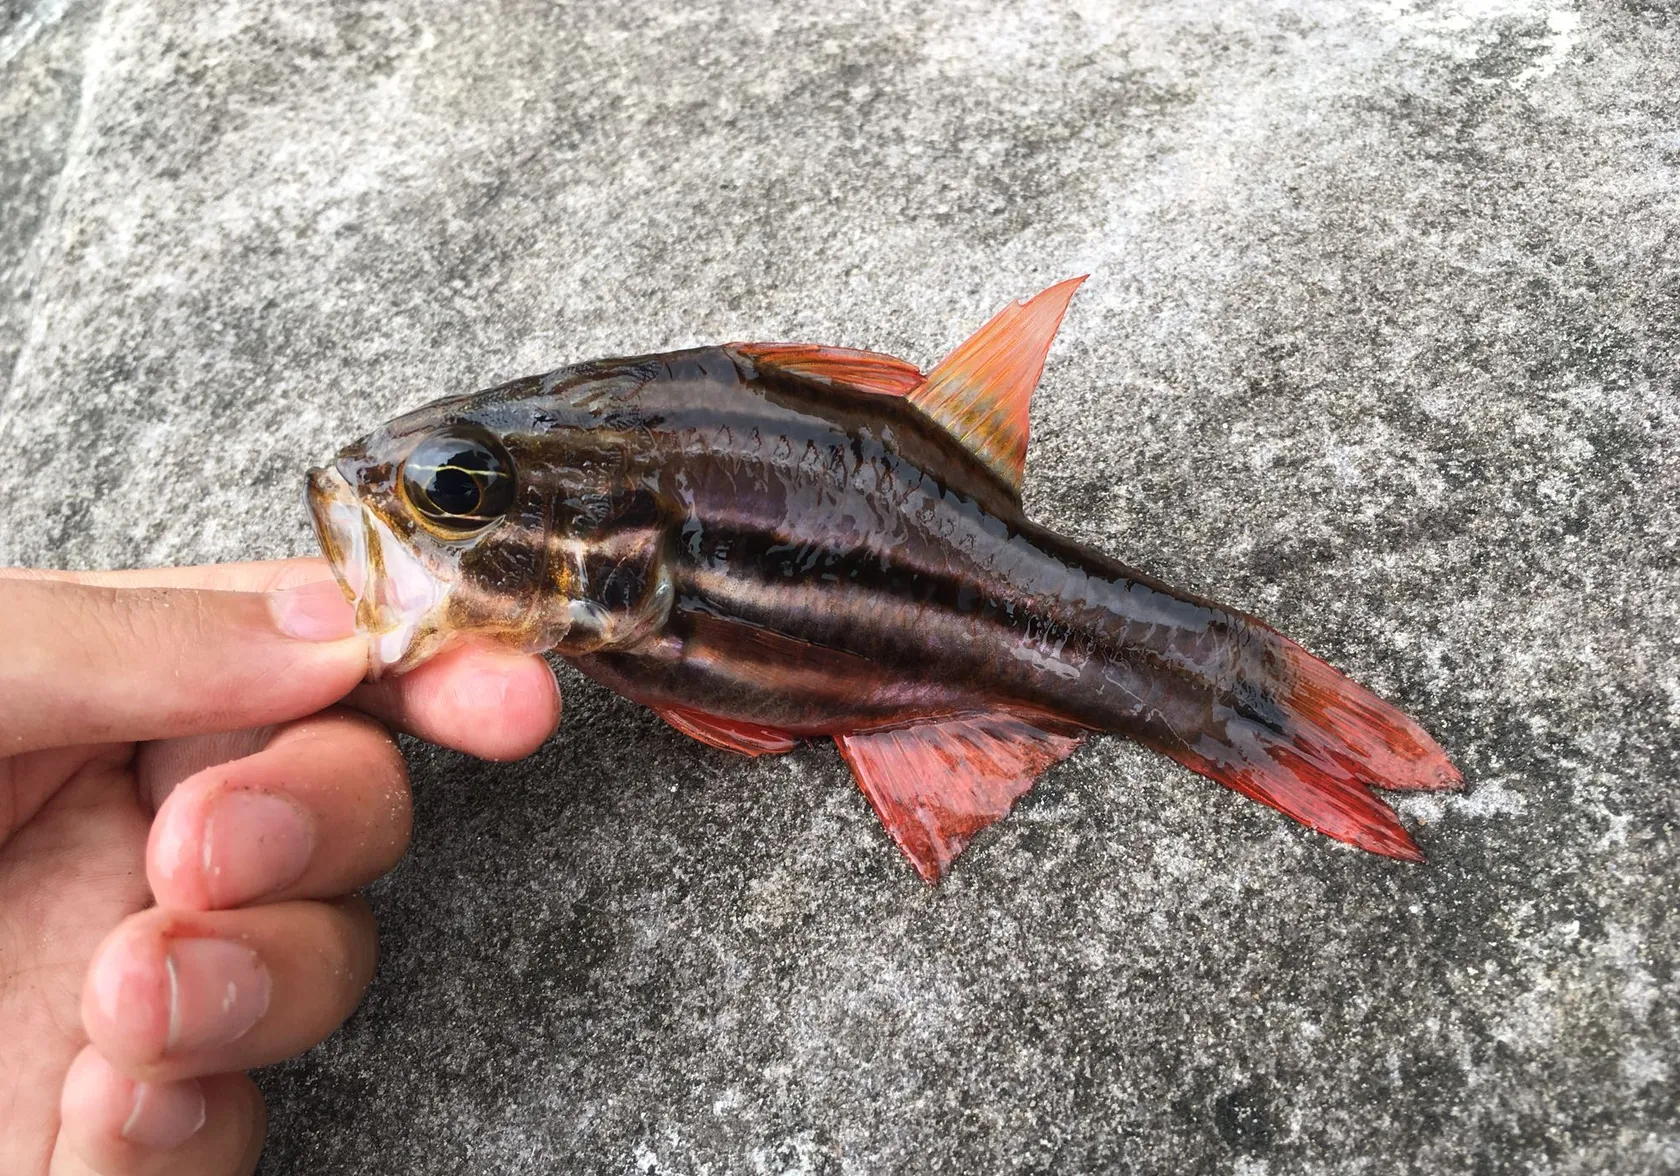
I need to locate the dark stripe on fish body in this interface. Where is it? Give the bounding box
[662,520,1240,747]
[653,483,1256,748]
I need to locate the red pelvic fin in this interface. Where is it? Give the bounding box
[656,705,801,756]
[835,711,1086,884]
[909,276,1086,493]
[1171,635,1462,861]
[732,343,925,397]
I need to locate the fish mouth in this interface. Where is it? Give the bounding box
[305,465,449,678]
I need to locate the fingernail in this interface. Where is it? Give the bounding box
[203,790,314,907]
[121,1078,207,1149]
[269,580,356,641]
[164,939,271,1053]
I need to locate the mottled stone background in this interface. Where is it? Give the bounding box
[3,0,1677,1171]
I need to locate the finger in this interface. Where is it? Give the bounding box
[0,577,367,756]
[133,729,279,811]
[135,645,560,778]
[349,643,561,762]
[146,711,411,910]
[53,1048,263,1176]
[0,557,328,593]
[2,561,563,761]
[83,899,377,1085]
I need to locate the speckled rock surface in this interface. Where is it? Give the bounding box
[3,0,1677,1171]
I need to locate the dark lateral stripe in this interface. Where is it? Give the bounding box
[745,363,1022,516]
[678,522,997,620]
[674,513,1262,726]
[670,523,1108,686]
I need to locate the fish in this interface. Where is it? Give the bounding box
[306,277,1462,882]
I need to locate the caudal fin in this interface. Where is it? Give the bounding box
[1165,631,1461,861]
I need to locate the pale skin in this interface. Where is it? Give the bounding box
[0,559,561,1176]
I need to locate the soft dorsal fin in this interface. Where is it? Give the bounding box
[731,343,925,397]
[908,276,1086,492]
[834,711,1087,884]
[656,705,801,756]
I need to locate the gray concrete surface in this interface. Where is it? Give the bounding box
[3,0,1677,1171]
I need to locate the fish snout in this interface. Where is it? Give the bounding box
[306,465,368,604]
[304,464,449,676]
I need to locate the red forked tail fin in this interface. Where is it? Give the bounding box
[1166,632,1461,861]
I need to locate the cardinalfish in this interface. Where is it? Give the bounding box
[307,279,1461,882]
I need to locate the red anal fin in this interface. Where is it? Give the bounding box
[732,343,925,397]
[656,705,800,756]
[835,712,1086,884]
[1169,632,1462,862]
[909,276,1086,493]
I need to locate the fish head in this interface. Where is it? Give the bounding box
[307,396,576,677]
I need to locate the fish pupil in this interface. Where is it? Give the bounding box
[428,460,483,514]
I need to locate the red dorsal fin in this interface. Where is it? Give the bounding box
[732,343,925,397]
[908,276,1086,492]
[656,705,800,756]
[835,711,1086,884]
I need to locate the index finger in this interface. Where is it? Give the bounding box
[0,577,367,756]
[0,557,329,593]
[0,560,560,761]
[349,644,561,762]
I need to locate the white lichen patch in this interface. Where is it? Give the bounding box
[1395,778,1528,825]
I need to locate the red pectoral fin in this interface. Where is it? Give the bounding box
[835,712,1086,884]
[656,705,800,756]
[731,343,925,397]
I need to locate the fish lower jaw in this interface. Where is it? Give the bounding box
[357,605,438,678]
[368,604,581,675]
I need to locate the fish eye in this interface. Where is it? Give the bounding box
[400,427,516,532]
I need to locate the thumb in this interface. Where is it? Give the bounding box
[0,578,368,757]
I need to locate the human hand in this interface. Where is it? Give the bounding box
[0,559,560,1176]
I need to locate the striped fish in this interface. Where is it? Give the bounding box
[307,279,1461,882]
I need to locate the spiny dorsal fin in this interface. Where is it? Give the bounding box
[834,710,1086,884]
[732,343,925,397]
[908,276,1086,492]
